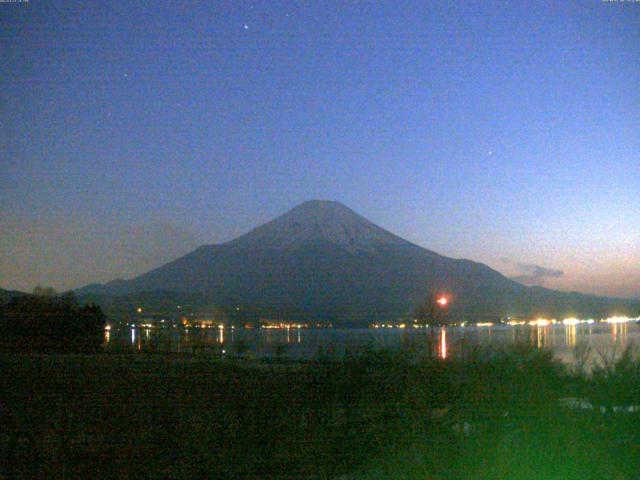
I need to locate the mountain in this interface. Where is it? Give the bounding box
[0,288,26,304]
[77,200,637,325]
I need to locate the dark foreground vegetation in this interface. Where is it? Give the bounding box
[1,343,639,479]
[0,289,105,353]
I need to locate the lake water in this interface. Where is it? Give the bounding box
[104,321,640,365]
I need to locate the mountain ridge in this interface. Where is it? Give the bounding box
[76,201,638,324]
[0,288,27,303]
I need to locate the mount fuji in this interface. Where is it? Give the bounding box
[77,201,636,325]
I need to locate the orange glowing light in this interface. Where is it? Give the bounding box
[437,296,448,306]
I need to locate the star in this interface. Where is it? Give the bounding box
[243,24,249,30]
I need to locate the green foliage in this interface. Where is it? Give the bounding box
[1,346,639,478]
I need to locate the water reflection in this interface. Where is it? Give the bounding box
[611,323,627,345]
[477,325,493,347]
[530,326,550,349]
[565,325,576,347]
[100,322,640,365]
[439,328,447,359]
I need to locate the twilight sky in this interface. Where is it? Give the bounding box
[1,0,638,298]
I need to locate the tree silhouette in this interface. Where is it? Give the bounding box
[0,288,106,353]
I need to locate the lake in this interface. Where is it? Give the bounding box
[104,321,640,365]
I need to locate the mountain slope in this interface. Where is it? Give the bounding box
[77,201,637,324]
[0,288,27,304]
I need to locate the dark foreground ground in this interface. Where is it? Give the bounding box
[1,342,639,479]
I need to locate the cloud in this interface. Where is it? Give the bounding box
[517,263,564,278]
[511,263,564,286]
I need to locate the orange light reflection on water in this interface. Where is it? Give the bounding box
[439,328,447,360]
[611,323,627,344]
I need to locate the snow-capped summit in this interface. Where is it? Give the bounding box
[228,200,411,252]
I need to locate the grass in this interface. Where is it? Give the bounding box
[1,343,639,479]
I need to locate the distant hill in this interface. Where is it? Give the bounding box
[0,288,26,304]
[77,201,638,325]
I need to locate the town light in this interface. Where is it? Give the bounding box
[529,318,550,327]
[562,318,580,326]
